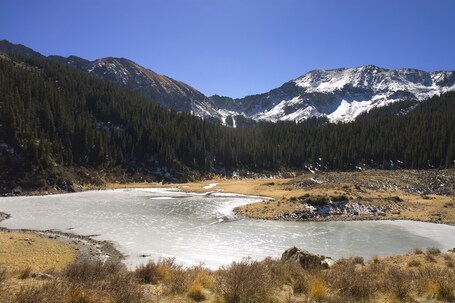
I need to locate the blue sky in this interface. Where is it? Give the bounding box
[1,0,455,98]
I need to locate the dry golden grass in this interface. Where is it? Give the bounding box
[0,231,77,276]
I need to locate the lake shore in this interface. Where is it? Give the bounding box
[106,169,455,225]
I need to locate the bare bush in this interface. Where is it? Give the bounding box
[135,260,161,284]
[214,258,275,303]
[63,258,124,283]
[14,281,65,303]
[324,261,379,302]
[426,247,441,256]
[413,248,424,254]
[408,259,421,267]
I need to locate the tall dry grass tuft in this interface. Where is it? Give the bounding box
[187,282,206,302]
[187,267,213,301]
[308,278,326,301]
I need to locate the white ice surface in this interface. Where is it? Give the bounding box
[1,188,454,269]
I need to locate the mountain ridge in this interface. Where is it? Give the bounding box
[0,45,455,193]
[1,39,454,125]
[211,65,455,123]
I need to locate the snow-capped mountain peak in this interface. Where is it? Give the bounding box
[212,66,455,123]
[1,40,454,125]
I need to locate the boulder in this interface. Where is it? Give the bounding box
[282,247,334,270]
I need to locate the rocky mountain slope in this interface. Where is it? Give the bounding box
[0,40,221,120]
[212,66,455,123]
[49,55,221,119]
[1,40,454,124]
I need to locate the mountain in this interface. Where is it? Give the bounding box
[1,40,455,125]
[211,65,455,123]
[0,40,45,59]
[0,40,221,121]
[0,50,454,193]
[49,56,222,119]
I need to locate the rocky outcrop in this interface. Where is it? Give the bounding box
[0,211,10,222]
[281,247,334,270]
[276,201,392,221]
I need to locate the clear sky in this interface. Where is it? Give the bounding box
[1,0,455,98]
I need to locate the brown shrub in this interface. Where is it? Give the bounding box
[63,258,124,283]
[214,258,275,303]
[385,266,412,301]
[135,257,186,292]
[413,248,424,254]
[426,247,441,256]
[411,266,455,302]
[14,281,65,303]
[63,258,143,303]
[104,271,144,303]
[352,256,364,265]
[408,259,422,267]
[270,258,310,294]
[425,254,436,263]
[325,261,378,301]
[64,285,109,303]
[135,260,161,284]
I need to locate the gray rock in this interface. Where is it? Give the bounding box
[282,246,333,270]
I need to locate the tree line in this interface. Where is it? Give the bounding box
[0,55,454,182]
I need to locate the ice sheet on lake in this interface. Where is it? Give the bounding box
[1,188,454,269]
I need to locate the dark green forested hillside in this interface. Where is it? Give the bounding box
[0,54,454,192]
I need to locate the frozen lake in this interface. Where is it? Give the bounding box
[1,188,454,269]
